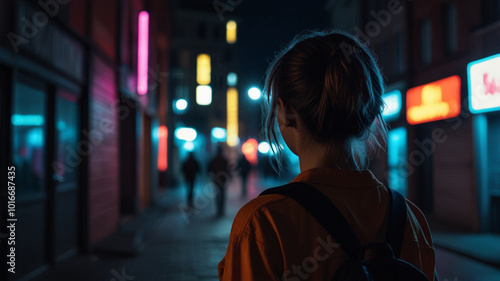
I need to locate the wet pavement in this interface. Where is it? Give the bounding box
[33,173,500,281]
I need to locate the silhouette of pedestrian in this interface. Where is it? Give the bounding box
[208,145,230,217]
[181,152,200,207]
[236,154,251,198]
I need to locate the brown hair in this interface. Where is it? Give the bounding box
[263,30,387,170]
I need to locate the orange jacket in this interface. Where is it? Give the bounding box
[219,168,438,280]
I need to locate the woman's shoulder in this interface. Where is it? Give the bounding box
[404,198,434,246]
[229,193,290,237]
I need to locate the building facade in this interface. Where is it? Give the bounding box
[168,0,240,185]
[0,0,170,280]
[325,0,500,232]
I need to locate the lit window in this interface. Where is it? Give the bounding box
[197,54,211,85]
[196,85,212,106]
[226,20,237,44]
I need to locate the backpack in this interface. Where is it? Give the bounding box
[259,182,430,281]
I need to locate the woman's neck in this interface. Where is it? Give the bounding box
[297,140,353,172]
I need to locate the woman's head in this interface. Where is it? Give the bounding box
[263,30,387,170]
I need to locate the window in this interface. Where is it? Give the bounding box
[54,92,80,188]
[444,3,458,54]
[11,82,47,198]
[419,18,432,66]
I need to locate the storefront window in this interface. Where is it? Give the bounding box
[54,92,80,189]
[11,83,46,197]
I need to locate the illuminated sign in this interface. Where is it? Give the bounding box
[406,75,461,125]
[157,126,168,171]
[382,90,402,121]
[137,11,149,95]
[11,114,44,126]
[468,53,500,113]
[227,87,239,147]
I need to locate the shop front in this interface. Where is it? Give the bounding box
[469,53,500,233]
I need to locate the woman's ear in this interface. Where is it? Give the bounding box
[278,98,297,127]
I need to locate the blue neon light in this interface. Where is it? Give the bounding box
[387,127,407,197]
[11,114,44,126]
[382,90,402,121]
[211,127,227,142]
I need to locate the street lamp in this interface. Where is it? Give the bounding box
[175,99,188,111]
[248,87,261,100]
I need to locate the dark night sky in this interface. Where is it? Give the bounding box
[233,0,330,92]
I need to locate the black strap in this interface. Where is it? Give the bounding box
[259,182,407,259]
[385,188,407,258]
[260,182,362,258]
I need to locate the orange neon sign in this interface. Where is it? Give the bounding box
[406,75,461,125]
[158,126,168,171]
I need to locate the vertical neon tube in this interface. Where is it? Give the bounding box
[137,11,149,95]
[158,125,168,171]
[227,87,238,147]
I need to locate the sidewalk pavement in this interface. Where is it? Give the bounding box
[428,218,500,270]
[34,172,284,281]
[33,172,500,281]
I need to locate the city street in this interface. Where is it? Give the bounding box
[34,173,500,281]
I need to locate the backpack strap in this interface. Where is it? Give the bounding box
[260,182,362,258]
[385,188,407,259]
[259,182,408,259]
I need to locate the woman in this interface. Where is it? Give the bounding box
[218,31,438,280]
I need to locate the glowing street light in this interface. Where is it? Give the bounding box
[175,99,188,111]
[248,87,261,100]
[175,127,197,142]
[211,127,227,142]
[184,141,195,152]
[227,72,238,86]
[258,142,270,154]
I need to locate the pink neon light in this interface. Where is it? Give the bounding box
[137,11,149,95]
